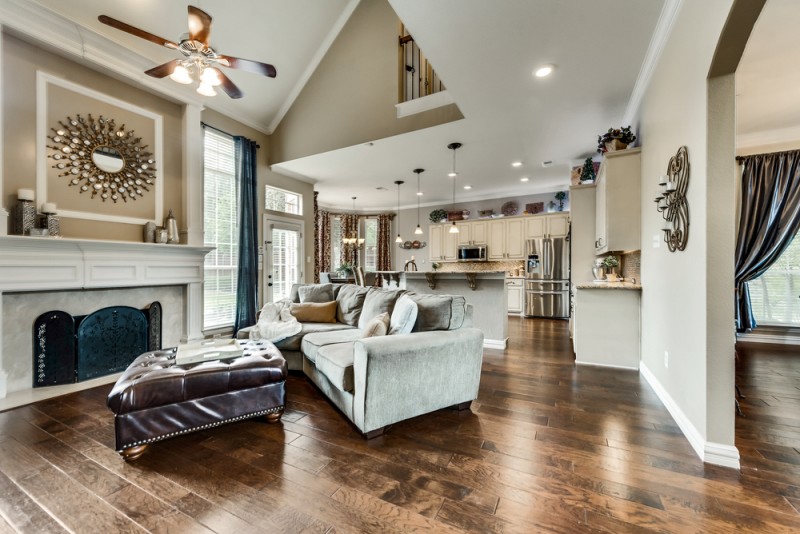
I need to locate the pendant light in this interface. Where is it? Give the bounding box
[447,143,462,233]
[414,168,424,235]
[395,180,404,243]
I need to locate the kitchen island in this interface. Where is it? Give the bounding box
[401,271,508,349]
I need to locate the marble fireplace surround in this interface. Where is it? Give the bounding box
[0,236,211,408]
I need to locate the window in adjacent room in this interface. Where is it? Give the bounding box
[331,216,343,272]
[748,232,800,326]
[265,185,302,215]
[364,218,378,272]
[203,127,238,330]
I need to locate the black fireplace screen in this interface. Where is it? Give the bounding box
[33,302,162,387]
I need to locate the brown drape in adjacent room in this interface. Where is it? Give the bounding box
[377,214,394,271]
[315,200,332,282]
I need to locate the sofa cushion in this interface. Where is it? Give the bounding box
[363,312,390,337]
[389,295,418,335]
[336,285,369,326]
[316,342,356,392]
[298,284,334,303]
[275,322,355,351]
[357,288,403,328]
[289,283,309,303]
[302,329,365,363]
[290,301,337,323]
[407,294,467,331]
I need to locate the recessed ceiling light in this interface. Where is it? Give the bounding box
[416,191,423,196]
[511,161,522,167]
[520,177,529,182]
[534,64,554,78]
[463,185,472,190]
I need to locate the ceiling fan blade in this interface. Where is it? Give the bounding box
[217,55,277,78]
[212,68,244,99]
[188,6,212,45]
[145,60,181,79]
[98,15,179,50]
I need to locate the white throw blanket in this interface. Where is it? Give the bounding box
[249,299,301,342]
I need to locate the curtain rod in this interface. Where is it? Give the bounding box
[201,122,261,149]
[735,148,800,162]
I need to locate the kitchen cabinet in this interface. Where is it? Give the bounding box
[595,148,641,253]
[428,224,457,261]
[488,219,525,260]
[506,278,523,314]
[525,213,570,239]
[456,220,487,245]
[573,284,641,369]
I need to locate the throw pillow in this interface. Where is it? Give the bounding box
[336,284,369,326]
[298,283,334,303]
[290,301,337,323]
[357,288,404,328]
[407,294,466,331]
[389,294,418,335]
[362,312,390,338]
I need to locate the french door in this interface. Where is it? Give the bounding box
[264,216,303,303]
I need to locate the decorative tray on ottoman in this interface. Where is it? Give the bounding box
[176,339,243,365]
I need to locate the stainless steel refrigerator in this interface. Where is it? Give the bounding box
[525,236,570,318]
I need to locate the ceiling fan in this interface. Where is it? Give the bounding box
[98,5,276,99]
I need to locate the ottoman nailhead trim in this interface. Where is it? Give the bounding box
[117,405,284,452]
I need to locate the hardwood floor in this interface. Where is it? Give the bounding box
[0,319,798,533]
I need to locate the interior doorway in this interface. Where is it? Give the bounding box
[264,215,303,303]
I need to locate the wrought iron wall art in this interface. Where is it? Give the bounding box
[47,114,157,203]
[654,146,690,252]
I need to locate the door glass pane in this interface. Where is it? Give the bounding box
[272,227,300,301]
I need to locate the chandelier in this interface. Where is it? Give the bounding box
[342,196,364,245]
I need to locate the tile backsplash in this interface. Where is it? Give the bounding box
[427,260,524,275]
[621,251,641,283]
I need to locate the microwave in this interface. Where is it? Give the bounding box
[457,245,487,262]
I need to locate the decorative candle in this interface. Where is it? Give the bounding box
[658,175,668,186]
[42,202,57,214]
[17,189,35,201]
[662,219,674,231]
[665,181,677,192]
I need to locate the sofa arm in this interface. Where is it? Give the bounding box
[351,327,484,434]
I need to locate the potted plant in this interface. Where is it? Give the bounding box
[597,126,636,154]
[602,255,619,280]
[429,208,448,224]
[579,157,596,183]
[431,262,441,271]
[555,191,567,211]
[338,261,353,277]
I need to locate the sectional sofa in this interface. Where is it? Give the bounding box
[238,283,484,437]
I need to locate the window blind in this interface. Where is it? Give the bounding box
[203,127,239,329]
[749,232,800,326]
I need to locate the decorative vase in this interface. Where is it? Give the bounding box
[46,214,61,237]
[143,221,156,243]
[604,139,628,152]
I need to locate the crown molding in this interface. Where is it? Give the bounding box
[622,0,683,125]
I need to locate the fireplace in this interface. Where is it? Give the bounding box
[34,302,162,387]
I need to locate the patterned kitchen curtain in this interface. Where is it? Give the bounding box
[233,136,259,335]
[315,206,332,282]
[377,214,394,271]
[340,213,359,267]
[735,150,800,331]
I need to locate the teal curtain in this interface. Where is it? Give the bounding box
[234,137,259,334]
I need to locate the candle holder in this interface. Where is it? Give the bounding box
[654,146,690,252]
[14,193,36,236]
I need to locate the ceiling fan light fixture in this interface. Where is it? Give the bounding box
[169,65,192,84]
[200,67,221,86]
[196,82,217,97]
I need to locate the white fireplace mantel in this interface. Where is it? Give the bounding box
[0,236,212,400]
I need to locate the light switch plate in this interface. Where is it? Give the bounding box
[653,234,661,248]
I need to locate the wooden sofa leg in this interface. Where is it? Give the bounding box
[448,401,472,411]
[265,408,284,424]
[363,427,386,439]
[120,444,148,461]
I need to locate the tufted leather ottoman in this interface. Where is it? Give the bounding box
[107,340,286,461]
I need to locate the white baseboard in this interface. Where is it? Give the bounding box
[640,362,740,470]
[575,360,639,371]
[737,332,800,345]
[484,339,507,350]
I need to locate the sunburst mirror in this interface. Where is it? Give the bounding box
[47,114,157,203]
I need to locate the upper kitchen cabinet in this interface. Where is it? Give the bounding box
[429,224,457,261]
[595,148,641,254]
[488,218,525,260]
[456,220,488,246]
[525,213,570,239]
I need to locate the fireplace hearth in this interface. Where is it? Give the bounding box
[34,302,162,387]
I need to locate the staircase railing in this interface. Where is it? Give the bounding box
[399,26,445,102]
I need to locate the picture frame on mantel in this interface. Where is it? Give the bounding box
[36,72,164,225]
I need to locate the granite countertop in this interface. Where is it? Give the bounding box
[574,280,642,290]
[405,270,508,275]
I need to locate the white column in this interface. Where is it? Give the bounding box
[183,281,204,342]
[181,104,204,246]
[0,26,9,237]
[0,291,7,398]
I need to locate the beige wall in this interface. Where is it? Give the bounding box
[2,33,183,240]
[638,0,735,450]
[269,0,462,164]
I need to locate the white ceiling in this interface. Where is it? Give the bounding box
[15,0,671,211]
